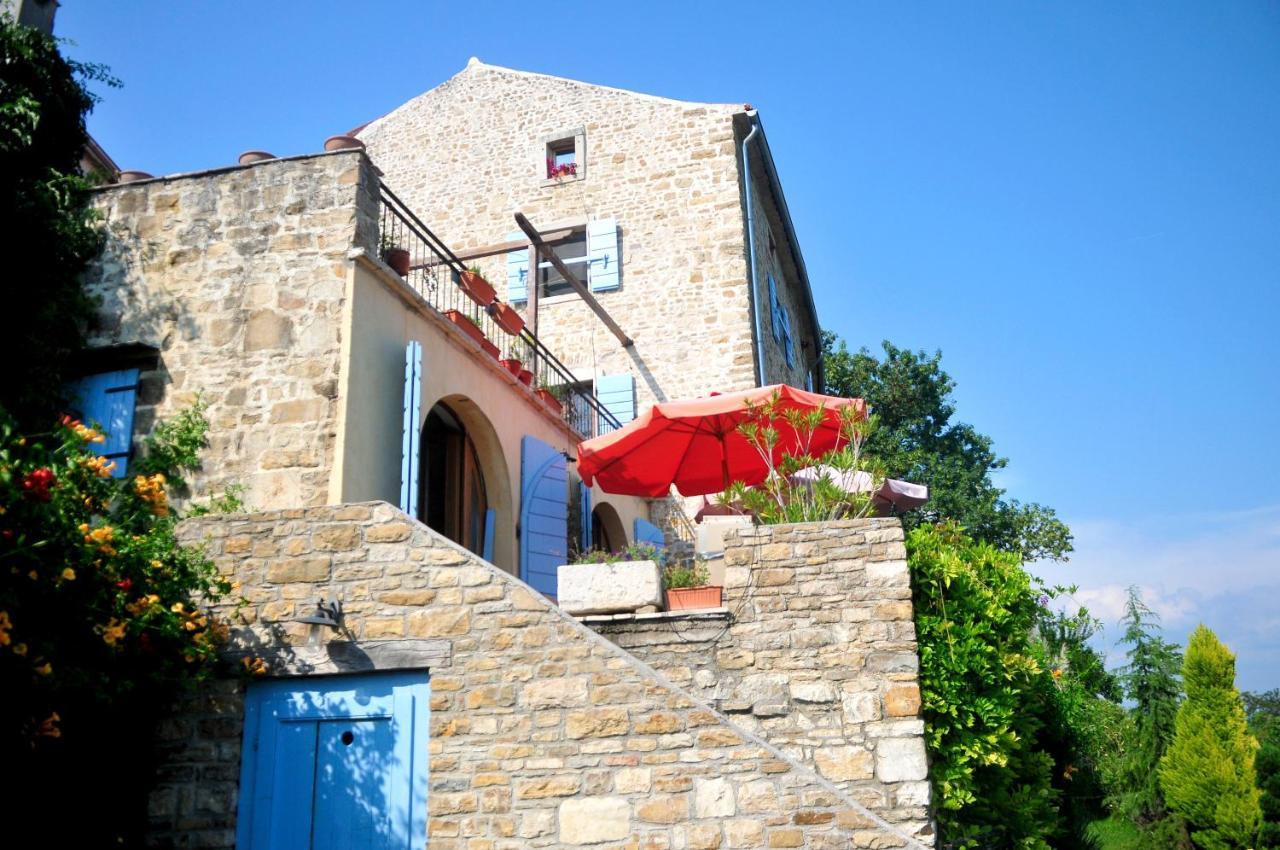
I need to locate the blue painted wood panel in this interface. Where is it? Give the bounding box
[506,230,529,302]
[634,518,666,550]
[520,435,567,597]
[236,672,429,850]
[399,341,422,517]
[67,369,139,477]
[587,218,620,292]
[579,482,593,554]
[595,373,635,432]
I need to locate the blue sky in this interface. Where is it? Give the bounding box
[57,1,1280,689]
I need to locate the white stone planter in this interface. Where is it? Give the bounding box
[557,560,662,615]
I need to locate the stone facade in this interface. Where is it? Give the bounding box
[148,504,929,849]
[83,151,380,510]
[357,61,822,408]
[586,520,932,844]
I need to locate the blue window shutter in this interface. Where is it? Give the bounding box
[520,435,567,598]
[399,341,422,517]
[587,218,620,292]
[633,518,666,550]
[579,484,593,553]
[767,274,781,341]
[595,373,635,432]
[781,306,795,368]
[506,230,529,302]
[68,368,139,478]
[482,508,496,563]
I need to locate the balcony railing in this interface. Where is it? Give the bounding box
[377,182,622,438]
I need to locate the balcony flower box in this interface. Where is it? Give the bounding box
[535,387,563,415]
[499,358,523,379]
[383,247,411,277]
[458,270,496,308]
[665,585,723,611]
[491,301,525,336]
[557,560,662,615]
[518,368,533,387]
[443,309,499,359]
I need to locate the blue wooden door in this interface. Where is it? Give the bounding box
[236,672,429,850]
[520,435,567,597]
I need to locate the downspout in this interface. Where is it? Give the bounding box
[740,111,766,387]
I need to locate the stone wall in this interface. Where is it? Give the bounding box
[586,519,932,844]
[357,60,817,407]
[83,151,378,510]
[149,503,930,849]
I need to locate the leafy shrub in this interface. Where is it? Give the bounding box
[722,391,884,524]
[908,521,1062,849]
[0,402,246,844]
[570,541,663,565]
[662,560,710,590]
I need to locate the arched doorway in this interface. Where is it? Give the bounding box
[421,401,489,557]
[591,502,627,553]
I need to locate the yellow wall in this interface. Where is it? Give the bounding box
[331,256,648,574]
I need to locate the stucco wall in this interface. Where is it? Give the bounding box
[587,519,932,844]
[332,257,649,573]
[357,61,763,407]
[149,504,929,849]
[83,151,377,510]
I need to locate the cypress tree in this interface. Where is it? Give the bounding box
[1159,625,1261,850]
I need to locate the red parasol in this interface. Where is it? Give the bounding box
[577,384,866,497]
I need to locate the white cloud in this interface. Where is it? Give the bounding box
[1032,505,1280,691]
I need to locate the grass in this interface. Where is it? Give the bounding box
[1086,815,1142,850]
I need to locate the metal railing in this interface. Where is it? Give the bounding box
[377,182,622,438]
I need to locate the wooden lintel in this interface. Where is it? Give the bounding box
[514,213,634,348]
[453,228,578,263]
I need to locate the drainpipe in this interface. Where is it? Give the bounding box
[739,111,766,387]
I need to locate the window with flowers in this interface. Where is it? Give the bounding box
[543,129,585,182]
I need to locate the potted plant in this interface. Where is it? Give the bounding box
[324,134,364,152]
[556,543,663,615]
[442,308,498,358]
[518,367,534,387]
[498,356,523,378]
[535,382,565,415]
[380,232,411,277]
[490,300,525,336]
[457,265,496,308]
[663,559,722,611]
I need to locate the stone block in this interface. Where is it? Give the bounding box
[265,557,329,584]
[636,794,689,824]
[558,797,629,844]
[557,560,662,615]
[406,607,471,637]
[694,777,735,818]
[875,737,928,782]
[521,677,589,708]
[566,708,629,738]
[884,684,921,717]
[814,745,874,781]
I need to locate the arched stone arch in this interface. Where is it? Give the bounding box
[591,501,628,553]
[419,393,515,574]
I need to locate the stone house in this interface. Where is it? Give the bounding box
[73,62,932,848]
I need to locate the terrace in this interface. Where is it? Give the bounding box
[377,183,622,439]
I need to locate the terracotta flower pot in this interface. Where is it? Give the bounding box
[116,170,154,183]
[518,369,534,387]
[665,585,723,611]
[491,301,526,336]
[535,388,563,415]
[324,134,365,152]
[238,150,276,165]
[458,270,496,307]
[499,358,523,378]
[443,309,498,358]
[384,248,411,276]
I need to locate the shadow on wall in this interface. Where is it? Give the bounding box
[87,221,200,346]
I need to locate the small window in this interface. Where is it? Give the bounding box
[537,228,588,297]
[543,129,585,183]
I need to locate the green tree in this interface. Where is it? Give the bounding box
[0,16,116,426]
[1159,626,1261,850]
[1112,587,1184,834]
[822,334,1072,562]
[1244,689,1280,849]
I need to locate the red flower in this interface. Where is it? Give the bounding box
[21,468,55,502]
[116,578,133,592]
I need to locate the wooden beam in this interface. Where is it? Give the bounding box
[452,228,578,263]
[514,213,633,348]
